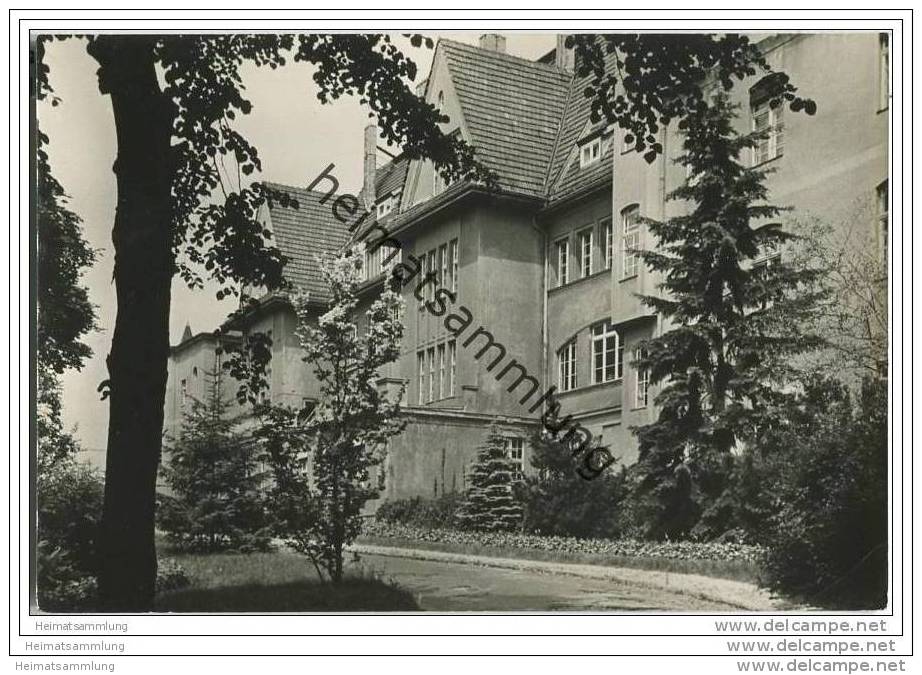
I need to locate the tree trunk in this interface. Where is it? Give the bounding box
[88,36,174,611]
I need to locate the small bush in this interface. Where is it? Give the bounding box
[155,558,191,594]
[376,493,463,530]
[36,462,104,611]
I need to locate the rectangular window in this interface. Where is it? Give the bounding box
[439,244,448,290]
[579,137,602,167]
[752,101,784,165]
[556,238,570,286]
[591,322,621,384]
[877,180,889,262]
[437,343,446,399]
[635,347,649,408]
[449,238,459,294]
[880,33,890,111]
[417,352,426,405]
[558,340,577,392]
[376,197,393,218]
[418,253,428,309]
[578,228,593,278]
[602,217,614,269]
[448,339,457,397]
[752,241,783,309]
[427,347,436,403]
[427,250,438,302]
[505,437,525,481]
[621,206,640,279]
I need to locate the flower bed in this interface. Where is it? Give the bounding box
[362,520,764,565]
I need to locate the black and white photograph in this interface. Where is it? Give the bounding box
[16,11,910,669]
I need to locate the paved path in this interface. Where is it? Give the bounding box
[350,544,775,612]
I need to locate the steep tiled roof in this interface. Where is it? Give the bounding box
[376,154,409,198]
[440,40,572,198]
[545,51,619,203]
[262,183,350,300]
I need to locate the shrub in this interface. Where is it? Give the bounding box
[375,493,463,529]
[36,461,104,611]
[155,558,191,593]
[520,432,627,539]
[759,377,888,609]
[456,422,523,532]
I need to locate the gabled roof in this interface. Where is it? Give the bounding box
[439,40,572,198]
[262,183,350,300]
[376,154,409,198]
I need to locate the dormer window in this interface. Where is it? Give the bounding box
[579,137,602,168]
[376,196,393,218]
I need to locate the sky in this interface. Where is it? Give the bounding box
[39,33,557,450]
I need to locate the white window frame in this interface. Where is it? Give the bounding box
[877,180,889,263]
[880,33,890,111]
[751,100,784,165]
[448,339,457,397]
[621,205,640,279]
[579,136,602,168]
[505,437,525,481]
[556,237,570,286]
[427,347,436,403]
[634,347,649,408]
[602,217,614,269]
[376,197,393,218]
[578,227,593,278]
[449,238,459,294]
[591,322,621,384]
[558,340,577,392]
[417,351,426,405]
[439,243,448,289]
[437,343,446,399]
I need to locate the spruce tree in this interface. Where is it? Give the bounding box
[456,423,523,532]
[159,368,271,551]
[631,92,825,540]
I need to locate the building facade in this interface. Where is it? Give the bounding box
[166,32,889,505]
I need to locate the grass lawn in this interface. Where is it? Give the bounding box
[358,533,760,584]
[155,541,419,612]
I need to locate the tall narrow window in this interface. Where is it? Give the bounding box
[448,340,457,396]
[558,340,577,392]
[880,33,890,111]
[505,437,525,481]
[427,347,436,403]
[449,238,459,294]
[418,253,428,309]
[752,239,783,309]
[621,205,640,279]
[591,322,621,384]
[556,238,570,286]
[602,217,614,269]
[751,100,784,165]
[439,244,448,289]
[877,180,889,262]
[437,343,446,399]
[417,351,426,404]
[634,347,649,408]
[578,228,593,278]
[427,250,438,302]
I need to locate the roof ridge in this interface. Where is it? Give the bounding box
[437,38,571,78]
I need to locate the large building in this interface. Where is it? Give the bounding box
[165,32,889,505]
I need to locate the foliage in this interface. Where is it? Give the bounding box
[36,461,105,611]
[455,423,523,532]
[362,521,764,565]
[631,93,826,540]
[375,493,464,530]
[519,432,626,539]
[567,33,815,162]
[759,376,888,609]
[155,558,191,593]
[263,249,405,583]
[158,369,272,552]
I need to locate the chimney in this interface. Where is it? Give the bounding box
[362,122,377,211]
[555,34,574,71]
[479,33,506,53]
